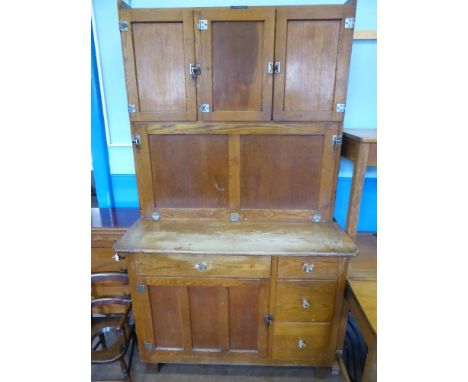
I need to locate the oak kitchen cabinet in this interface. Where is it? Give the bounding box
[119,2,355,122]
[114,0,358,375]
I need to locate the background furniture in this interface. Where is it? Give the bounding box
[341,129,377,239]
[338,280,377,382]
[91,272,136,382]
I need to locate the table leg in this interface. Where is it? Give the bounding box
[346,143,370,240]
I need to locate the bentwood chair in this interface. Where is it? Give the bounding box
[91,272,135,382]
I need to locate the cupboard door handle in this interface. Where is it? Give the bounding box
[298,339,306,349]
[196,262,207,272]
[302,299,310,309]
[303,263,314,273]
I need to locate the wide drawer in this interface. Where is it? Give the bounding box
[272,322,331,361]
[133,254,271,278]
[275,281,336,322]
[277,257,341,280]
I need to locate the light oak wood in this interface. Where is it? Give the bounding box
[353,30,377,40]
[275,281,336,322]
[348,233,377,281]
[272,322,331,361]
[273,4,356,121]
[115,220,358,257]
[198,8,275,121]
[341,129,377,239]
[133,253,271,278]
[277,257,342,279]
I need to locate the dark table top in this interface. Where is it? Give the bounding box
[91,208,140,229]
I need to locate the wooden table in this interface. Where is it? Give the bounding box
[338,280,377,382]
[341,129,377,240]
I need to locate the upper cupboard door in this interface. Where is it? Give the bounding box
[273,4,356,121]
[198,8,275,121]
[120,9,197,121]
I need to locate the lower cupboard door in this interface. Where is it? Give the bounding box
[133,279,269,359]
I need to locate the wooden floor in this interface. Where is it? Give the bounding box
[92,346,343,382]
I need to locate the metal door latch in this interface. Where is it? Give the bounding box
[333,135,343,150]
[264,314,273,327]
[131,135,141,149]
[189,63,201,79]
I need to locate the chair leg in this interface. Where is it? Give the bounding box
[120,358,131,382]
[98,333,107,349]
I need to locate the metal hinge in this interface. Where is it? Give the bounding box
[336,103,346,113]
[198,20,208,30]
[128,104,136,113]
[189,63,201,79]
[200,104,210,113]
[136,284,145,293]
[345,17,355,29]
[119,20,128,32]
[264,314,273,327]
[333,135,343,150]
[131,135,141,150]
[267,61,280,74]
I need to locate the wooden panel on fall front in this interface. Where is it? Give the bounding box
[148,134,230,208]
[273,4,356,121]
[119,9,197,121]
[240,135,322,210]
[198,8,275,121]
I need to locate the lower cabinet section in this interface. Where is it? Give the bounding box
[126,254,348,366]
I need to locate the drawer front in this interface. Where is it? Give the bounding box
[91,229,126,248]
[277,257,341,280]
[272,322,331,361]
[275,281,336,322]
[133,254,271,278]
[91,248,127,273]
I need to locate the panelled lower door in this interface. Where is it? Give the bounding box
[131,276,269,361]
[273,5,356,121]
[197,8,275,121]
[120,9,197,121]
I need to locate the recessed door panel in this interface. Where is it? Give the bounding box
[120,9,197,121]
[273,5,355,121]
[148,134,230,208]
[240,135,323,210]
[199,9,275,121]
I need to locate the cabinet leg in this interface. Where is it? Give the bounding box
[145,362,159,373]
[316,367,331,378]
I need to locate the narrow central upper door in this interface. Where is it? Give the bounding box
[197,8,275,121]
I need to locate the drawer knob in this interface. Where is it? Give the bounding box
[302,298,310,309]
[303,263,314,273]
[196,262,207,272]
[112,254,125,262]
[298,339,306,349]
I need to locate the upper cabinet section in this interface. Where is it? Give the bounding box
[119,3,356,122]
[197,8,275,121]
[119,9,197,121]
[273,5,355,121]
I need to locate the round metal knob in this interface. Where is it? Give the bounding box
[302,298,310,309]
[303,263,314,273]
[196,262,207,272]
[151,211,161,221]
[298,339,306,349]
[112,254,125,262]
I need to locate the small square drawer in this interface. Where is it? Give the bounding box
[277,257,341,280]
[133,254,271,278]
[272,322,331,361]
[275,281,336,322]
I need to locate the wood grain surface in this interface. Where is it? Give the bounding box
[115,220,358,256]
